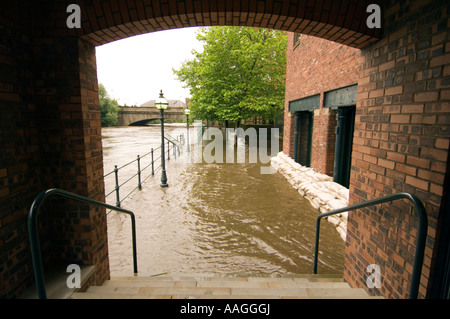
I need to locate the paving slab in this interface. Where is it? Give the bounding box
[138,287,232,296]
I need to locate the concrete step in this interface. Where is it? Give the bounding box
[71,273,382,299]
[20,265,95,299]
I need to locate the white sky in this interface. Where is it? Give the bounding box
[95,27,203,106]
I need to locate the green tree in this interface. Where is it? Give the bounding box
[173,27,287,124]
[99,83,120,127]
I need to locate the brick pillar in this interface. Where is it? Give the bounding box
[311,107,337,176]
[32,31,109,288]
[78,38,110,286]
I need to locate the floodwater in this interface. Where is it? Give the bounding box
[101,125,345,277]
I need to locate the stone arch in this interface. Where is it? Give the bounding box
[128,119,160,126]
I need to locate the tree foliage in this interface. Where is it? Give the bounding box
[99,83,120,127]
[173,27,287,124]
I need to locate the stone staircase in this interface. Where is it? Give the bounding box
[71,273,382,299]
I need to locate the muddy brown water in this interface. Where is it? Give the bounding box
[101,126,344,276]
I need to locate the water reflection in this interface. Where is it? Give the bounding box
[102,126,344,276]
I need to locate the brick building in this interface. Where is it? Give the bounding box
[283,33,360,187]
[0,0,449,299]
[282,2,450,299]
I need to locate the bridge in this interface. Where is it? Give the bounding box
[117,107,186,126]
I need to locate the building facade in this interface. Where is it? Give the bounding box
[283,2,450,298]
[283,33,361,188]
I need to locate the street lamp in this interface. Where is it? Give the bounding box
[184,107,190,152]
[155,89,169,187]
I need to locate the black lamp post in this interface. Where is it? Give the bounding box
[155,89,169,187]
[184,107,190,152]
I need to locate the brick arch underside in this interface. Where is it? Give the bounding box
[129,119,160,126]
[71,0,381,49]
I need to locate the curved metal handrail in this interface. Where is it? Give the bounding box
[313,192,427,299]
[28,188,138,299]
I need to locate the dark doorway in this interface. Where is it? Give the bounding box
[333,106,356,188]
[293,111,313,167]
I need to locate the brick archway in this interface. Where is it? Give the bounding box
[23,0,379,296]
[73,0,381,48]
[2,0,449,299]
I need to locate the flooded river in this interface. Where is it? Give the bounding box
[101,126,344,277]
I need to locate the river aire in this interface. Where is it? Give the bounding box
[101,125,344,277]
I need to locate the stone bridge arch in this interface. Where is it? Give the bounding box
[117,107,186,126]
[128,118,160,126]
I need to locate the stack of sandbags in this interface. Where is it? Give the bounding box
[271,152,349,241]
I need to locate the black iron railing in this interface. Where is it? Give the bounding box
[28,188,138,299]
[313,192,427,299]
[104,135,181,209]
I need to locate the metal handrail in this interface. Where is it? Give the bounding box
[105,146,161,175]
[28,188,138,299]
[313,192,427,299]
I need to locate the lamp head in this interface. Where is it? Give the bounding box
[155,90,168,110]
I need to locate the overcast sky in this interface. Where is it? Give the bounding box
[95,27,203,106]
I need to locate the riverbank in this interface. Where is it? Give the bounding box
[270,152,348,241]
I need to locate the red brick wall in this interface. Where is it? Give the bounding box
[0,1,109,297]
[283,1,450,299]
[0,2,43,298]
[346,0,450,298]
[283,33,360,176]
